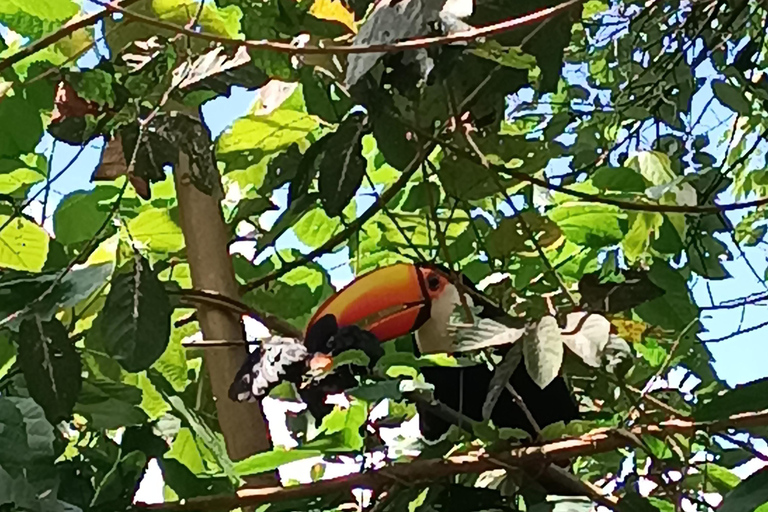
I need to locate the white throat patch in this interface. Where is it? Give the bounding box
[415,283,469,354]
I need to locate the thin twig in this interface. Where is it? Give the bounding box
[504,383,543,439]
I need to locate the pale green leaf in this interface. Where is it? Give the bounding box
[547,203,627,248]
[0,215,49,272]
[127,207,185,255]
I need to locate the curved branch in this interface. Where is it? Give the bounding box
[0,0,142,73]
[137,409,768,511]
[170,288,303,339]
[87,0,580,55]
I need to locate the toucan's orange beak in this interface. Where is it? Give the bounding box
[306,263,430,343]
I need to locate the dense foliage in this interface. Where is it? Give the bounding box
[2,0,768,511]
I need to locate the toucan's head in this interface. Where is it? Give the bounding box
[305,263,464,355]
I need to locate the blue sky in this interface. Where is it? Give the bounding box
[26,1,768,391]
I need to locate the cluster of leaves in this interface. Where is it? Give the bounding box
[2,0,768,511]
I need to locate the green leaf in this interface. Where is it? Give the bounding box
[293,208,341,248]
[622,212,663,262]
[300,68,352,123]
[318,113,367,217]
[149,371,237,482]
[99,255,172,372]
[592,166,647,193]
[0,96,44,159]
[0,0,78,23]
[486,217,529,258]
[331,348,370,369]
[0,262,112,330]
[719,467,768,512]
[471,42,538,70]
[0,332,14,379]
[696,377,768,421]
[233,447,322,476]
[400,182,439,212]
[15,316,81,423]
[75,379,148,429]
[217,89,317,165]
[152,0,243,38]
[53,187,120,246]
[0,214,49,272]
[0,158,46,197]
[309,399,367,452]
[625,151,677,186]
[166,427,206,474]
[635,261,697,330]
[438,157,499,201]
[127,207,185,255]
[547,203,627,248]
[712,79,752,115]
[348,380,402,402]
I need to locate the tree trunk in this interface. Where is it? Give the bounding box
[174,150,274,487]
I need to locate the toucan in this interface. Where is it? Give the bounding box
[230,262,578,441]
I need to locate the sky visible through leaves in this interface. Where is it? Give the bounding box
[6,0,768,510]
[22,11,768,499]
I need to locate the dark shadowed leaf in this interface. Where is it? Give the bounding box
[696,377,768,421]
[318,113,368,217]
[99,255,172,372]
[75,379,148,429]
[712,79,751,115]
[0,262,113,331]
[15,316,81,423]
[719,467,768,512]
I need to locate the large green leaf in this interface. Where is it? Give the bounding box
[53,187,120,246]
[217,86,317,169]
[99,255,172,372]
[0,96,44,159]
[0,215,49,272]
[127,207,185,255]
[293,207,341,248]
[547,203,627,248]
[15,316,81,423]
[0,157,46,197]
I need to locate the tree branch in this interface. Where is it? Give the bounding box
[87,0,580,55]
[170,288,303,339]
[241,143,432,293]
[0,0,142,73]
[137,409,768,511]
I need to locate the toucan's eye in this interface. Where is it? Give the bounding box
[427,273,440,291]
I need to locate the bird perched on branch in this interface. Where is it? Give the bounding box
[230,262,578,442]
[303,262,578,441]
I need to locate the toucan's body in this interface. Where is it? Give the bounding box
[230,262,578,442]
[407,265,577,440]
